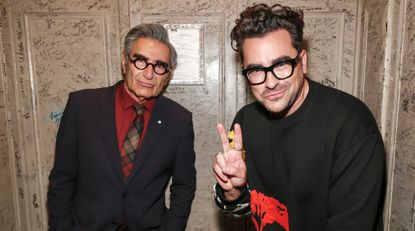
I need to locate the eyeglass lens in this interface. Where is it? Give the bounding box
[243,54,299,85]
[130,57,169,75]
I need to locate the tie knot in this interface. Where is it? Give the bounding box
[133,104,144,115]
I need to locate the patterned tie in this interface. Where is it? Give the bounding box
[121,104,144,180]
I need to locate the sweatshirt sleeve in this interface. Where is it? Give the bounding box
[213,183,252,217]
[326,133,386,231]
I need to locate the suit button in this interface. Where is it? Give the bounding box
[122,192,127,198]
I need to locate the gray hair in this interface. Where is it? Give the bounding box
[124,23,177,70]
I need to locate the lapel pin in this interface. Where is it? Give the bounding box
[158,120,162,124]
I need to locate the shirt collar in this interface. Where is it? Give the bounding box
[118,83,156,111]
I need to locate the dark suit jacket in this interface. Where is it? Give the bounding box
[47,82,196,231]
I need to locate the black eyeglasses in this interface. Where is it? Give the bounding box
[128,56,171,75]
[242,53,300,85]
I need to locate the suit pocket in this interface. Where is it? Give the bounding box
[74,206,91,228]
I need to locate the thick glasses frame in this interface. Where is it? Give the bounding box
[128,56,170,75]
[242,53,300,85]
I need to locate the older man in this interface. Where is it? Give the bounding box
[48,23,196,231]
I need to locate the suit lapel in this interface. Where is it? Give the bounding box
[126,98,168,186]
[96,83,124,182]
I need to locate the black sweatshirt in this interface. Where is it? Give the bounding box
[215,79,385,231]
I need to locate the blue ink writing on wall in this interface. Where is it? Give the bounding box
[49,111,63,124]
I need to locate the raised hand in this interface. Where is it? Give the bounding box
[213,123,247,201]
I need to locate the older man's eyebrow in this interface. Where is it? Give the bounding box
[130,53,147,60]
[131,53,169,67]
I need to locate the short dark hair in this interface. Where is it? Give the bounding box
[230,3,304,61]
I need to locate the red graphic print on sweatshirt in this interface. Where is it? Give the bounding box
[250,190,289,231]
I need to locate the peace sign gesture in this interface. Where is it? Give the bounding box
[212,123,247,201]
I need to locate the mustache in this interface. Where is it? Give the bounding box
[262,83,289,95]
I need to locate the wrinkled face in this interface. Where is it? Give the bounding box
[121,38,171,103]
[242,29,309,116]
